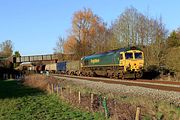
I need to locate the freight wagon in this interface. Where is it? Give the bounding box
[66,61,81,75]
[57,62,66,73]
[45,62,66,73]
[45,63,56,73]
[45,61,80,74]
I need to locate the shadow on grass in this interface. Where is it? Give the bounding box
[0,79,43,99]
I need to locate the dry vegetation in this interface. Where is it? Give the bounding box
[23,74,180,120]
[23,74,58,90]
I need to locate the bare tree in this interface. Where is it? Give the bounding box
[112,7,141,47]
[0,40,13,57]
[111,7,168,67]
[54,36,65,54]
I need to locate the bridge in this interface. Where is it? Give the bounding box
[13,53,75,63]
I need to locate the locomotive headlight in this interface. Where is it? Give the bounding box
[139,64,143,69]
[126,64,131,70]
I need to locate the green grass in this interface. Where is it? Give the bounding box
[0,80,105,120]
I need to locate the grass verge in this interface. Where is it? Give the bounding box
[0,79,105,120]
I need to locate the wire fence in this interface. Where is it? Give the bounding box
[47,83,141,120]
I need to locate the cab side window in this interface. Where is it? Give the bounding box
[120,54,123,60]
[84,60,89,65]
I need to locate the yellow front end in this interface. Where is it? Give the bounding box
[119,50,144,72]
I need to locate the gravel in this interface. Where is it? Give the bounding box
[55,76,180,106]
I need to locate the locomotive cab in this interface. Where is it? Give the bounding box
[119,49,144,78]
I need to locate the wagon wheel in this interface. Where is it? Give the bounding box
[84,72,88,76]
[66,71,69,75]
[79,71,83,76]
[89,72,95,77]
[88,72,91,77]
[76,71,81,76]
[70,71,73,75]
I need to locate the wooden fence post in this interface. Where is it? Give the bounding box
[69,87,72,94]
[47,83,50,93]
[78,91,81,104]
[114,100,118,120]
[56,84,59,95]
[135,107,141,120]
[61,86,63,97]
[49,84,51,93]
[91,93,94,111]
[51,84,54,93]
[69,87,71,102]
[10,74,12,79]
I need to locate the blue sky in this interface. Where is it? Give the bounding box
[0,0,180,56]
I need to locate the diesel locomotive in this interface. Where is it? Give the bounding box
[80,46,144,79]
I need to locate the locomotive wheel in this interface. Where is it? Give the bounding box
[109,73,114,78]
[106,73,110,78]
[88,72,91,77]
[111,73,118,79]
[118,71,124,80]
[112,73,116,78]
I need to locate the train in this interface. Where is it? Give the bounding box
[45,46,144,79]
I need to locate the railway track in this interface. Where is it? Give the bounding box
[53,74,180,92]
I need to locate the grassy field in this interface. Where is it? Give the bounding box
[0,79,105,120]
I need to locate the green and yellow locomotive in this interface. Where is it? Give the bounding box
[81,47,144,79]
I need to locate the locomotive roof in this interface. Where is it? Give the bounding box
[82,46,142,60]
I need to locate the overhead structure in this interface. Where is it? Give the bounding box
[13,53,75,63]
[13,54,58,63]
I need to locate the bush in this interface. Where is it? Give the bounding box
[165,47,180,80]
[23,74,48,90]
[143,65,160,79]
